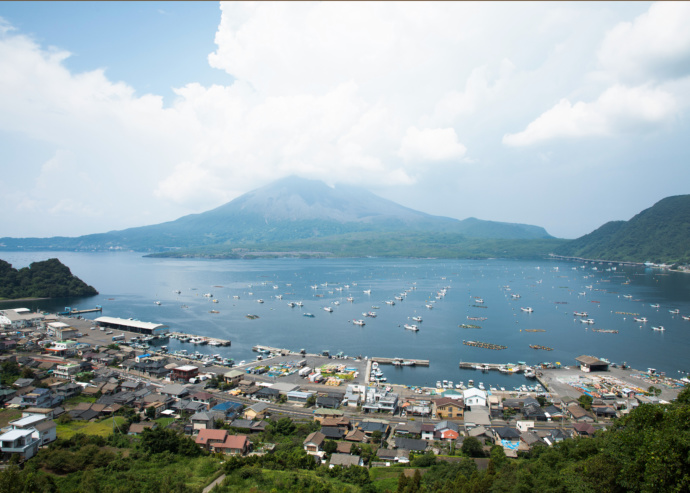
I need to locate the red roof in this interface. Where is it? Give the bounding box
[440,429,460,440]
[217,434,249,449]
[195,429,228,445]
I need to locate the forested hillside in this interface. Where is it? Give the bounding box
[0,258,98,299]
[555,195,690,264]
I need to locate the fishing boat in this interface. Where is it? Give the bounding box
[573,311,588,317]
[154,301,161,305]
[412,316,422,322]
[652,326,665,331]
[581,318,595,324]
[303,313,315,318]
[634,317,648,323]
[324,306,333,312]
[682,315,690,321]
[363,289,371,294]
[287,302,296,307]
[669,309,680,314]
[352,319,365,326]
[385,300,395,305]
[256,299,264,303]
[521,307,533,313]
[650,304,660,308]
[403,324,419,331]
[425,304,434,309]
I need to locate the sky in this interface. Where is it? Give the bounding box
[1,1,689,240]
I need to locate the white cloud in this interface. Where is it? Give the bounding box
[399,127,467,162]
[598,2,690,83]
[503,85,676,146]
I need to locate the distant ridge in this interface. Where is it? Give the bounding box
[554,195,690,265]
[0,176,552,253]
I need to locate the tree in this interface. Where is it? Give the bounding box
[323,440,337,455]
[305,395,316,407]
[461,436,484,457]
[145,406,157,420]
[647,386,662,397]
[578,394,593,411]
[371,430,383,444]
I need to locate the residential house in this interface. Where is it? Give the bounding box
[434,397,464,420]
[244,402,270,420]
[572,423,597,437]
[215,434,251,455]
[567,403,595,423]
[127,422,158,436]
[463,388,488,407]
[304,431,326,455]
[254,387,281,402]
[190,391,216,410]
[320,426,345,440]
[0,429,40,460]
[190,411,225,433]
[394,437,428,452]
[223,369,245,386]
[329,453,363,468]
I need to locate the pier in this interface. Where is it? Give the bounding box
[252,345,293,356]
[59,306,102,315]
[459,361,529,372]
[372,356,429,367]
[170,332,231,346]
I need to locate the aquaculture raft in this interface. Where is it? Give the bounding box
[463,340,507,350]
[529,344,553,351]
[459,324,481,329]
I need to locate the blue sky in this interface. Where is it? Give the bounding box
[1,1,689,240]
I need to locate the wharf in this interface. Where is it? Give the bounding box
[60,306,102,315]
[170,332,231,346]
[252,345,293,356]
[372,357,429,367]
[459,361,528,372]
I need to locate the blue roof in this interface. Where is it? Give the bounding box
[212,401,243,412]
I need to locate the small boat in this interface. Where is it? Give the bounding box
[669,309,680,314]
[154,301,161,305]
[296,301,304,307]
[634,317,648,323]
[623,294,633,299]
[650,304,660,308]
[212,299,219,303]
[363,289,371,294]
[256,299,264,303]
[347,297,354,302]
[478,382,485,390]
[324,306,333,312]
[173,290,181,294]
[303,312,315,318]
[682,315,690,321]
[352,319,365,326]
[287,302,296,307]
[203,293,213,298]
[511,294,521,299]
[573,311,588,317]
[333,301,340,306]
[521,307,533,313]
[652,326,665,331]
[412,316,422,322]
[581,318,595,324]
[385,300,395,305]
[403,324,419,331]
[425,304,433,309]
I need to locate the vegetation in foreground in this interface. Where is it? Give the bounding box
[1,386,689,492]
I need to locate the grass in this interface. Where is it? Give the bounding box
[62,394,97,407]
[154,416,176,428]
[0,408,23,428]
[57,416,128,439]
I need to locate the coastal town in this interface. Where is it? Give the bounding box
[0,305,685,473]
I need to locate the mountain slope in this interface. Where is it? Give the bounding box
[0,176,552,252]
[555,195,690,264]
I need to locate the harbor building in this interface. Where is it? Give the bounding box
[575,355,610,372]
[94,316,169,336]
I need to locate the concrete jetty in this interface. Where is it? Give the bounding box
[372,356,429,366]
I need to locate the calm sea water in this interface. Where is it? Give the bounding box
[2,252,690,389]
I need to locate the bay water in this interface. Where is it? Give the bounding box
[2,252,689,389]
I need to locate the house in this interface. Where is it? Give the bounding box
[287,390,313,404]
[195,429,230,451]
[215,434,251,455]
[320,416,350,432]
[210,401,244,419]
[244,402,270,420]
[567,403,595,422]
[32,420,57,445]
[190,411,225,432]
[159,383,189,400]
[394,437,428,452]
[127,422,158,435]
[544,404,565,421]
[572,423,597,437]
[463,388,488,407]
[493,427,521,444]
[329,453,363,468]
[320,426,345,440]
[254,387,281,402]
[357,420,389,438]
[223,370,245,385]
[190,391,216,409]
[20,388,55,408]
[434,397,464,420]
[593,406,617,419]
[434,421,461,441]
[315,396,341,409]
[0,429,40,460]
[304,431,326,455]
[344,429,368,443]
[394,421,421,437]
[377,448,410,463]
[171,365,199,382]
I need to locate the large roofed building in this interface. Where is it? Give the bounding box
[94,316,169,336]
[575,355,609,372]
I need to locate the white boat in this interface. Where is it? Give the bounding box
[352,319,365,326]
[154,301,161,305]
[425,304,433,309]
[652,326,665,331]
[403,324,419,331]
[511,294,521,299]
[521,307,533,313]
[347,297,354,302]
[233,295,240,299]
[385,300,395,305]
[203,293,213,297]
[573,311,588,317]
[212,299,219,303]
[478,382,485,390]
[275,294,282,299]
[173,290,181,294]
[581,318,595,324]
[363,289,371,294]
[475,298,484,304]
[669,309,680,314]
[412,316,422,322]
[682,315,690,321]
[436,381,442,388]
[287,302,296,307]
[650,304,660,308]
[324,306,333,312]
[296,301,304,307]
[333,301,340,306]
[634,317,648,323]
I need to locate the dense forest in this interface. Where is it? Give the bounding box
[0,258,98,300]
[1,386,688,492]
[555,195,690,265]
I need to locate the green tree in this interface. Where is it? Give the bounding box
[578,394,593,410]
[461,436,484,457]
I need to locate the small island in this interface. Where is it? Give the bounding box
[0,258,98,300]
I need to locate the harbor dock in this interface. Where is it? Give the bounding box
[170,332,231,346]
[372,356,429,366]
[459,361,529,372]
[59,305,102,315]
